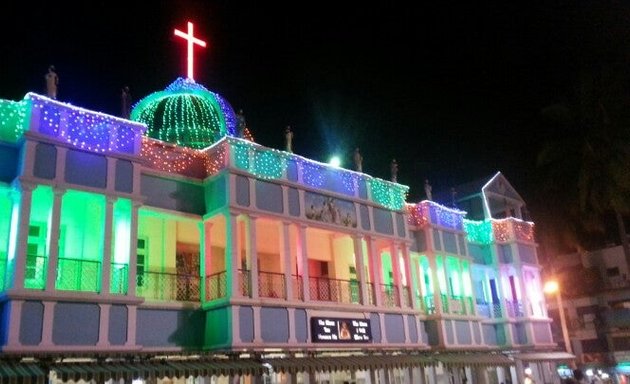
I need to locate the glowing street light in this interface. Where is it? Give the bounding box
[544,280,573,354]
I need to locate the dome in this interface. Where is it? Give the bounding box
[130,77,237,149]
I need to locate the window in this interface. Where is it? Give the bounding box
[26,223,46,281]
[137,237,147,287]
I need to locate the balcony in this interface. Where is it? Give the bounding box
[137,270,200,302]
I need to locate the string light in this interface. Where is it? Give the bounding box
[407,201,465,230]
[24,93,146,154]
[0,99,28,142]
[368,178,409,210]
[492,217,534,243]
[464,219,493,244]
[131,77,236,149]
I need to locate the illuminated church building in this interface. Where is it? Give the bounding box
[0,22,573,384]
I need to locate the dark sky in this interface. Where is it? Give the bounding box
[2,1,629,206]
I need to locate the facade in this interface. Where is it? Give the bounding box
[545,244,630,384]
[0,79,571,383]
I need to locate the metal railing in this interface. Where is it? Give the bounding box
[56,257,100,292]
[25,255,47,290]
[206,271,227,301]
[110,263,128,295]
[505,299,524,317]
[308,276,361,304]
[137,271,200,301]
[258,271,286,299]
[379,283,400,307]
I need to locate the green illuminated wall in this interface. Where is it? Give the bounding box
[0,186,12,291]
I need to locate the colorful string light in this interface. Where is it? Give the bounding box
[0,99,28,142]
[131,77,236,150]
[25,93,146,155]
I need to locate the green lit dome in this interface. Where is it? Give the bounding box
[130,77,237,149]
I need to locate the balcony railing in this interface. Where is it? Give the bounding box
[292,274,303,300]
[259,271,286,299]
[25,255,47,290]
[206,271,227,301]
[137,271,200,302]
[379,283,400,307]
[505,299,524,317]
[110,263,128,295]
[309,276,361,304]
[56,257,100,292]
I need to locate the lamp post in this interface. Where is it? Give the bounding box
[544,280,573,354]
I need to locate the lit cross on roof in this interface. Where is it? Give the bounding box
[174,21,207,81]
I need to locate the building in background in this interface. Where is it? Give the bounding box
[543,244,630,384]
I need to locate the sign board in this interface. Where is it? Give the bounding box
[310,317,372,343]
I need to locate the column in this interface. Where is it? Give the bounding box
[125,305,137,347]
[280,222,293,300]
[5,300,24,349]
[199,220,213,302]
[227,212,241,297]
[246,215,259,299]
[367,236,382,307]
[297,224,309,301]
[403,367,411,384]
[10,182,35,291]
[427,365,437,384]
[401,243,415,309]
[253,306,262,343]
[19,140,37,179]
[287,307,297,343]
[380,368,390,384]
[390,242,404,306]
[39,301,55,347]
[45,188,64,292]
[127,202,140,297]
[105,155,117,192]
[100,196,115,295]
[370,369,378,384]
[428,256,444,314]
[353,235,368,305]
[97,303,111,347]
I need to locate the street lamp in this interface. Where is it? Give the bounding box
[544,280,573,354]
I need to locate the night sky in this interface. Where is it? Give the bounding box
[2,1,629,211]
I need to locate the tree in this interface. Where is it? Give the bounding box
[536,64,630,263]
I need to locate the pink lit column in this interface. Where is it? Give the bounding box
[367,236,382,307]
[280,221,293,300]
[401,243,415,309]
[352,235,368,305]
[227,212,241,297]
[245,215,259,299]
[390,242,403,306]
[297,224,310,302]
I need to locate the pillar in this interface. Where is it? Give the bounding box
[353,235,368,305]
[10,182,35,291]
[199,220,213,302]
[281,222,293,300]
[367,236,382,307]
[100,196,115,295]
[297,224,310,301]
[127,202,140,297]
[45,188,64,292]
[246,215,259,299]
